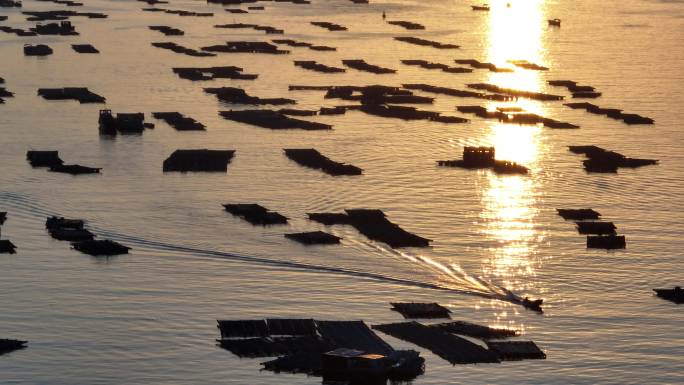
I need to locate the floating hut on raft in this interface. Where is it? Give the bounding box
[307,209,431,248]
[223,203,288,225]
[438,146,529,175]
[99,110,149,135]
[26,150,63,167]
[163,149,235,172]
[217,318,424,381]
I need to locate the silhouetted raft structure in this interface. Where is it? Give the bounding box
[163,149,235,172]
[153,112,205,131]
[0,339,27,355]
[272,39,336,51]
[307,209,431,248]
[219,110,332,130]
[485,341,546,360]
[564,102,654,124]
[471,4,490,11]
[98,110,148,135]
[402,83,513,101]
[205,87,295,105]
[387,20,425,30]
[23,10,107,20]
[46,216,94,241]
[24,44,53,56]
[455,59,513,72]
[576,221,616,235]
[508,60,548,71]
[557,208,601,221]
[587,235,626,249]
[394,36,459,49]
[72,239,130,256]
[456,105,579,128]
[0,240,17,254]
[294,61,345,73]
[27,150,63,167]
[71,44,99,53]
[0,0,21,6]
[172,66,257,81]
[49,164,101,175]
[361,104,468,124]
[201,41,289,54]
[31,21,77,35]
[390,303,451,319]
[0,26,38,36]
[323,85,433,104]
[342,60,396,74]
[438,147,529,175]
[284,149,362,176]
[568,145,658,173]
[149,25,184,35]
[151,42,215,57]
[310,21,347,31]
[38,87,105,103]
[285,231,341,245]
[223,203,288,225]
[432,321,518,339]
[215,23,283,34]
[141,8,213,17]
[402,59,472,73]
[0,212,6,225]
[653,287,684,304]
[373,321,500,364]
[548,80,599,98]
[468,83,564,101]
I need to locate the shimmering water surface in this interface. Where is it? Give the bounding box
[1,0,683,384]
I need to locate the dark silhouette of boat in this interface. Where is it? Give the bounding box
[471,4,490,11]
[653,287,683,304]
[548,19,561,27]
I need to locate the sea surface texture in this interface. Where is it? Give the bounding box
[1,0,683,384]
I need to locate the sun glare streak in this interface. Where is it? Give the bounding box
[478,0,549,316]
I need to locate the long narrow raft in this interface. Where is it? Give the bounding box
[284,149,362,176]
[372,321,500,364]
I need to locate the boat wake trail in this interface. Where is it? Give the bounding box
[1,191,523,304]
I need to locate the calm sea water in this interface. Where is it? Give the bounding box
[1,0,683,384]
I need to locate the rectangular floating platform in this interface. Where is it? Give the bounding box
[222,203,288,225]
[219,335,331,358]
[372,321,500,364]
[26,150,63,167]
[587,235,626,249]
[557,208,601,220]
[285,231,342,245]
[576,221,616,235]
[485,341,546,360]
[431,321,518,339]
[316,320,394,355]
[152,112,205,131]
[204,87,295,105]
[37,87,105,103]
[72,239,130,256]
[219,109,332,130]
[48,164,101,175]
[71,44,99,53]
[162,149,235,172]
[0,212,6,225]
[390,302,451,319]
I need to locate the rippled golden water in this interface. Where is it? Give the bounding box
[1,0,683,384]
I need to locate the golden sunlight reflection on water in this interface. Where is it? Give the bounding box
[478,0,548,321]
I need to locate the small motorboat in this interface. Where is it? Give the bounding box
[548,18,561,27]
[653,287,684,304]
[472,4,490,11]
[522,297,544,313]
